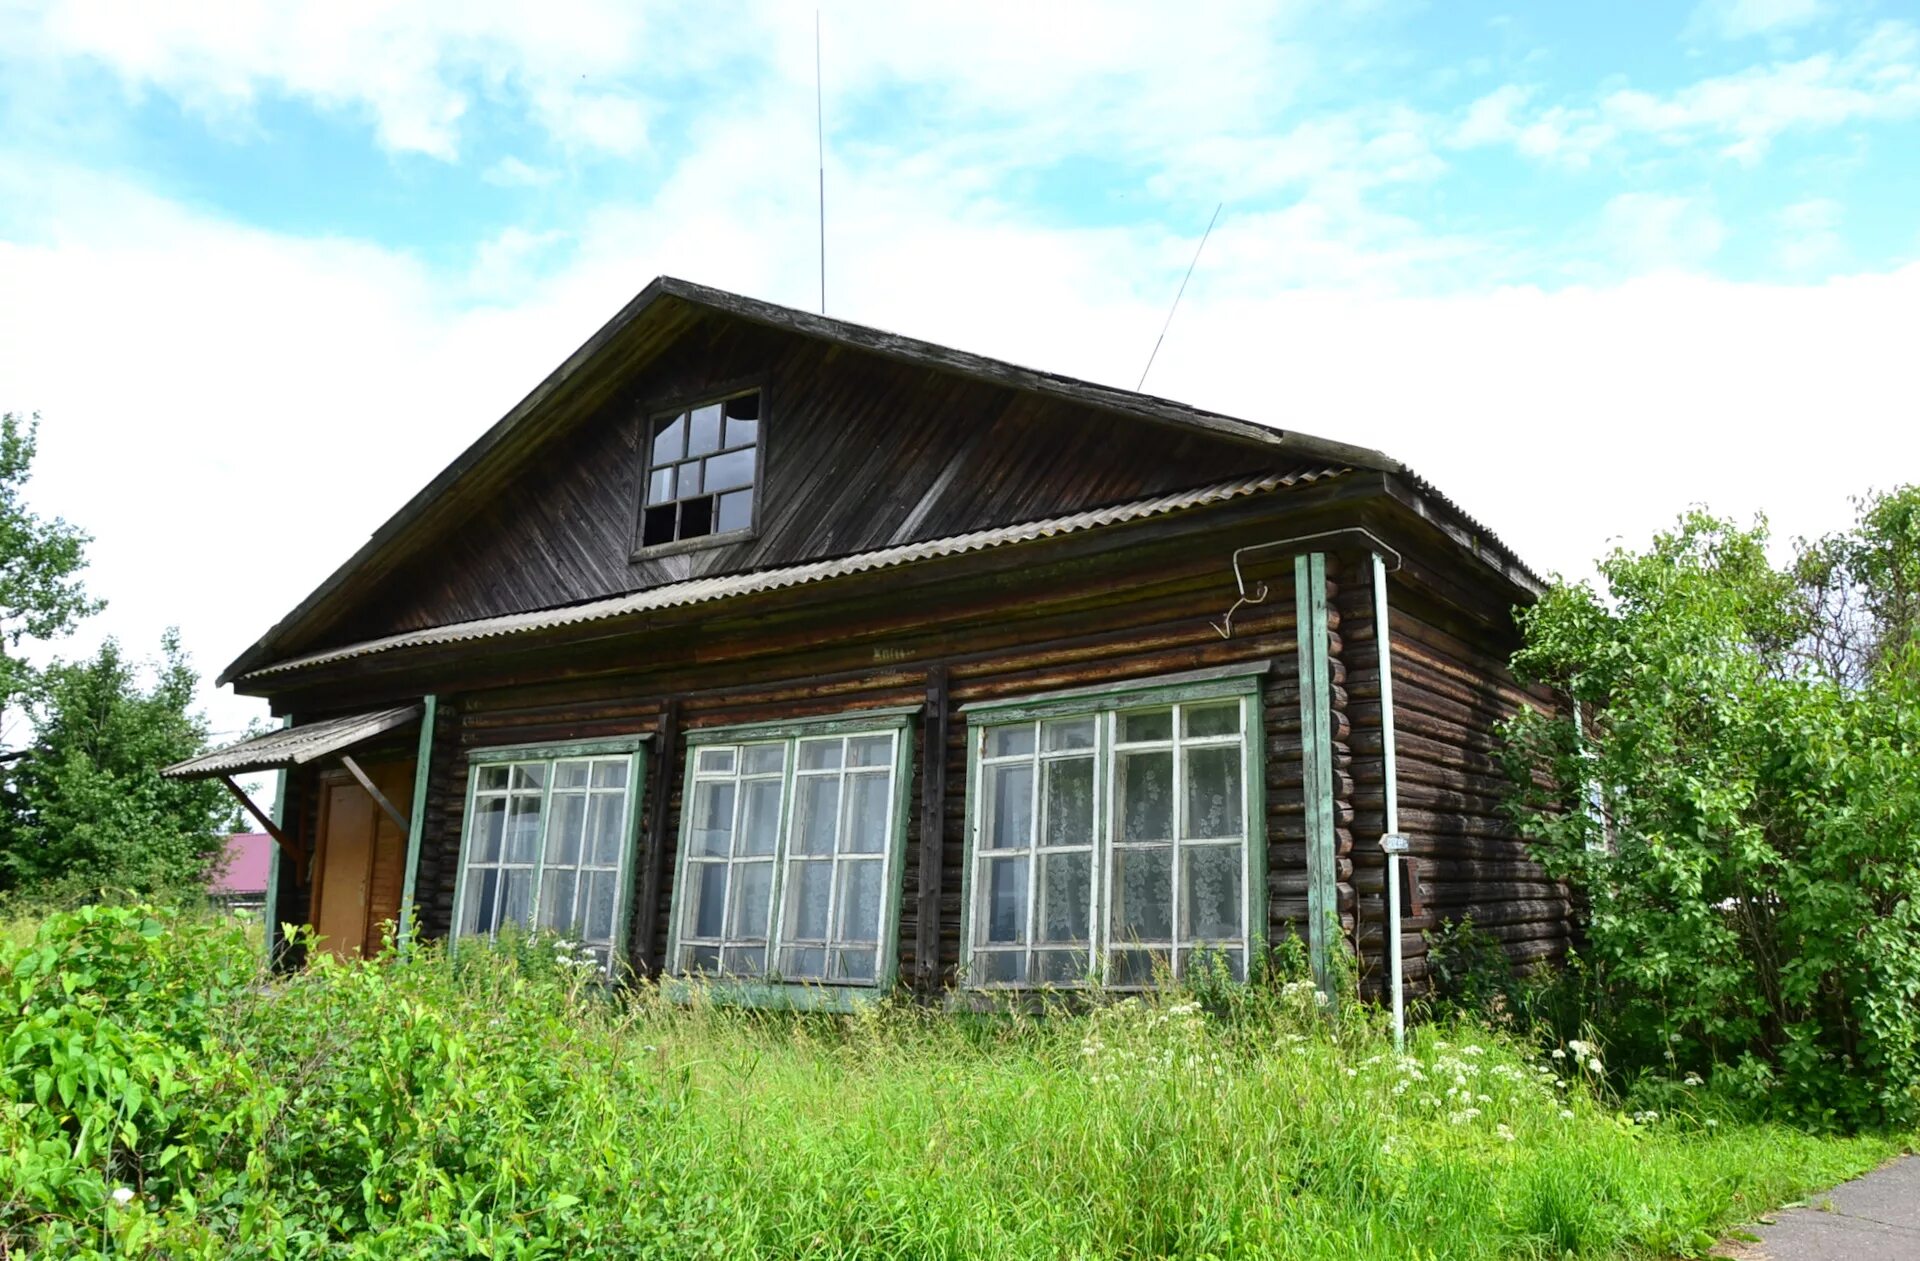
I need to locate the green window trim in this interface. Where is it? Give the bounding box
[396,694,437,952]
[683,705,925,747]
[665,710,917,1008]
[958,661,1273,725]
[449,735,650,971]
[1294,552,1338,994]
[958,669,1269,993]
[262,716,293,966]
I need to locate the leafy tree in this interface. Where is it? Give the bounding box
[1794,485,1920,687]
[0,412,99,711]
[0,632,230,897]
[1500,505,1920,1129]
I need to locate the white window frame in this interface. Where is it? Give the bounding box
[450,736,648,970]
[664,708,917,1009]
[958,665,1268,990]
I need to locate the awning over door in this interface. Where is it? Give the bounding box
[161,705,423,780]
[161,703,425,881]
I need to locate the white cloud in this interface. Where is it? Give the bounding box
[1775,197,1844,270]
[467,226,571,298]
[1604,22,1920,161]
[481,156,558,188]
[1453,85,1536,147]
[1459,22,1920,167]
[5,0,665,158]
[4,146,1917,755]
[1689,0,1829,41]
[4,0,1918,755]
[1596,193,1726,270]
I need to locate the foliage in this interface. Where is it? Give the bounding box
[0,413,99,712]
[1423,917,1524,1028]
[1793,484,1920,686]
[1,906,1909,1259]
[0,633,230,897]
[1500,505,1920,1130]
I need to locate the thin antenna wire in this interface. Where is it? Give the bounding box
[1137,201,1222,391]
[815,10,826,315]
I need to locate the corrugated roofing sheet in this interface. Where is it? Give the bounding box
[241,468,1346,682]
[161,704,423,779]
[1398,468,1546,592]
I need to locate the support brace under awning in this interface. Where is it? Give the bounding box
[221,775,309,874]
[340,754,410,834]
[163,703,425,882]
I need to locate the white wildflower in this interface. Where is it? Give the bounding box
[1588,1058,1603,1074]
[1559,1109,1575,1120]
[1550,1048,1566,1060]
[1495,1124,1515,1142]
[1683,1073,1704,1087]
[111,1187,134,1207]
[1567,1040,1590,1056]
[1462,1045,1485,1057]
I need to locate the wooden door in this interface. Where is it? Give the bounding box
[311,761,415,959]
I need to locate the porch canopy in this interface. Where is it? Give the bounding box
[162,704,423,874]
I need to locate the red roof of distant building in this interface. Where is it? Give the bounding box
[210,832,273,895]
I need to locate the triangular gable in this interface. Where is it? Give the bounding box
[222,277,1398,684]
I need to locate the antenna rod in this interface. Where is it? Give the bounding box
[816,11,826,315]
[1137,201,1222,392]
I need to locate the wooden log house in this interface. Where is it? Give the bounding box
[165,277,1567,1001]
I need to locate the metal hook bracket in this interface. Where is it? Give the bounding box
[1210,527,1404,638]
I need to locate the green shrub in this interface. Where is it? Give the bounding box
[1501,511,1920,1129]
[1,904,1909,1258]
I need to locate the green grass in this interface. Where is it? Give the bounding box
[2,909,1909,1258]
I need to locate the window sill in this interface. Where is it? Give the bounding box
[660,976,889,1012]
[629,527,757,564]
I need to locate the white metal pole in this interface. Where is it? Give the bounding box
[1373,553,1405,1052]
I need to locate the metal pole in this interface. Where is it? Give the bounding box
[1373,552,1405,1052]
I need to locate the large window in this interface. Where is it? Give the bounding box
[638,390,761,550]
[454,740,645,969]
[669,714,913,992]
[962,673,1263,989]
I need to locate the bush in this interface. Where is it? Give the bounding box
[2,904,1910,1258]
[1501,511,1920,1129]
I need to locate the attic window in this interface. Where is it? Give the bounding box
[639,391,761,551]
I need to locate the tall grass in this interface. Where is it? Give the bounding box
[1,908,1908,1258]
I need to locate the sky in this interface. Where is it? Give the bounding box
[1,0,1918,756]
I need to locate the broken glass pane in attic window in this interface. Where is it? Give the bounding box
[638,389,761,549]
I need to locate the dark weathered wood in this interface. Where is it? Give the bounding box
[305,324,1309,654]
[917,666,949,993]
[225,303,1567,1000]
[635,699,680,977]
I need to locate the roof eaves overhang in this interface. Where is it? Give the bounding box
[233,468,1351,690]
[1381,469,1546,599]
[218,276,1397,686]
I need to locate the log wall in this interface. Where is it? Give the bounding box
[1339,542,1567,993]
[399,582,1306,989]
[270,481,1566,999]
